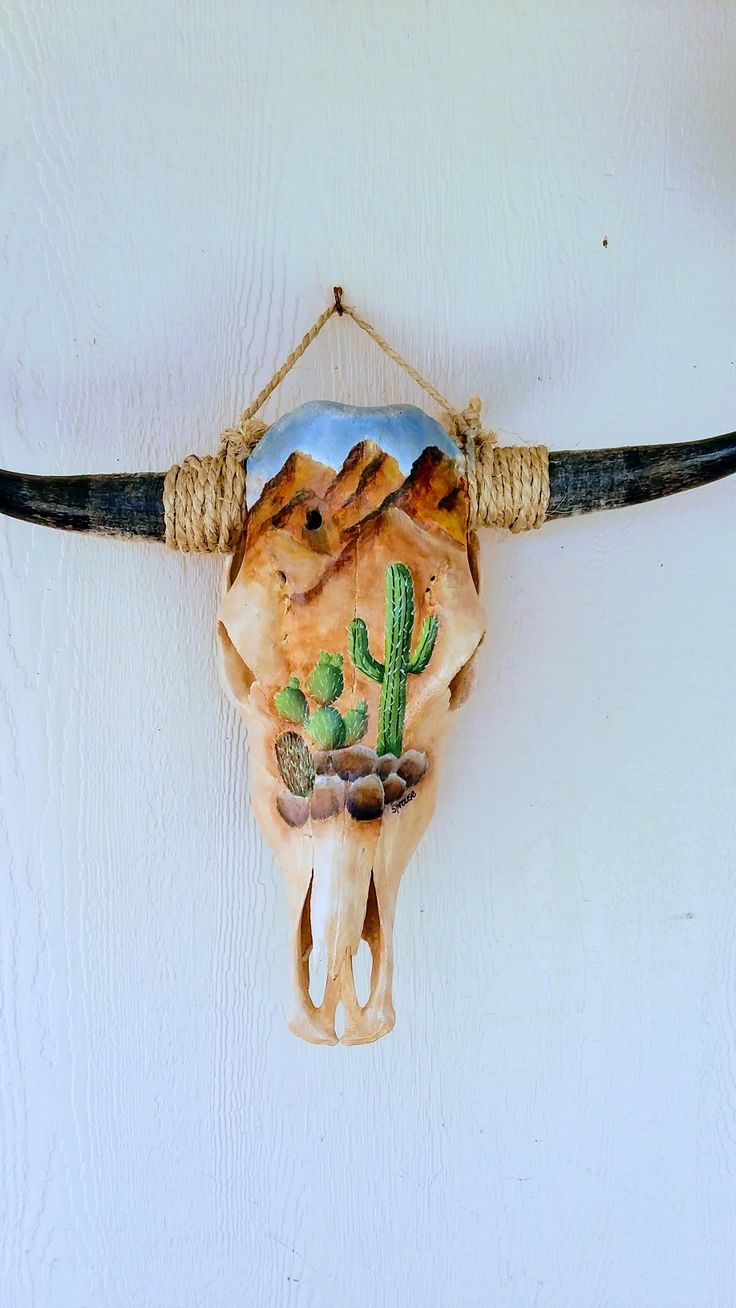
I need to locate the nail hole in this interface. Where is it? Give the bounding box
[305,508,323,531]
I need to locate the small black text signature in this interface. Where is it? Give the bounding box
[391,788,416,814]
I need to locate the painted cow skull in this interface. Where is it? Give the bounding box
[2,399,735,1043]
[218,403,485,1042]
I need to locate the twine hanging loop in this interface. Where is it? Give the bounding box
[162,293,550,550]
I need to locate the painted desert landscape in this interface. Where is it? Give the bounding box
[239,437,468,827]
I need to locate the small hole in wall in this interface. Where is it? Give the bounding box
[305,508,323,531]
[276,569,286,585]
[353,939,372,1007]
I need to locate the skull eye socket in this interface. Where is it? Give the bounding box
[305,508,323,531]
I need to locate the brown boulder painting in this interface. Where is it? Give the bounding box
[218,403,485,1044]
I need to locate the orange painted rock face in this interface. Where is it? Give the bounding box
[218,403,485,1044]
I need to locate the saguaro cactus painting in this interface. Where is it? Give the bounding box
[349,561,439,757]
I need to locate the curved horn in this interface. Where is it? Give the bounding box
[0,470,166,539]
[547,430,736,519]
[2,429,735,539]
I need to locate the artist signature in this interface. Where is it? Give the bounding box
[391,788,416,814]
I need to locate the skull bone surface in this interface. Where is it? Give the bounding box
[218,402,486,1044]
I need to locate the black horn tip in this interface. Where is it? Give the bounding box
[547,430,736,518]
[0,470,166,539]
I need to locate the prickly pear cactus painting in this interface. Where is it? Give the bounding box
[218,403,486,1043]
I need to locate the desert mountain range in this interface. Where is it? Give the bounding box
[246,440,467,553]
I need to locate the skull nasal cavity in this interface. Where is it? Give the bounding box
[305,508,323,531]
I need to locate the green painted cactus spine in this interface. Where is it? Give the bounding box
[348,562,438,758]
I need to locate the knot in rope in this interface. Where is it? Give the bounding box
[163,416,265,552]
[457,395,550,533]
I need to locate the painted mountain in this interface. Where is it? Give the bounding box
[223,439,475,706]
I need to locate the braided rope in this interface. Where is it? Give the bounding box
[457,396,550,532]
[339,301,457,425]
[163,417,266,552]
[238,302,338,425]
[162,295,550,550]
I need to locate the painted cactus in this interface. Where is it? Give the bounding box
[306,705,346,749]
[348,562,438,757]
[275,731,315,797]
[273,676,308,724]
[274,653,368,752]
[342,700,368,746]
[307,652,344,705]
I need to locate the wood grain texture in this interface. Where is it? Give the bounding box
[1,2,735,1304]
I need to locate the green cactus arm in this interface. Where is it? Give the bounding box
[348,618,384,683]
[407,615,439,674]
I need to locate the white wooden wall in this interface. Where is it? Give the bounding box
[1,3,735,1304]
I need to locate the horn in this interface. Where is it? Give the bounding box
[2,429,735,539]
[547,430,736,518]
[0,470,166,538]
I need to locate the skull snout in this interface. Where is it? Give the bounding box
[287,843,396,1045]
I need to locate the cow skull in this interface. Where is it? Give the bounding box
[2,399,735,1043]
[217,403,485,1042]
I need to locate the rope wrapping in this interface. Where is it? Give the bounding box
[162,295,550,550]
[457,396,549,532]
[471,440,549,532]
[163,417,265,552]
